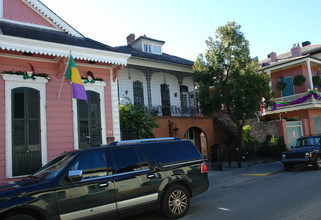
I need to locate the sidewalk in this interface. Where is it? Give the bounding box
[206,159,284,190]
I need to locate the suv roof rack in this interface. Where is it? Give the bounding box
[109,137,181,146]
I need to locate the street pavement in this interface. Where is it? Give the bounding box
[206,159,284,190]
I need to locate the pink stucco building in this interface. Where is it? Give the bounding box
[0,0,129,181]
[260,42,321,147]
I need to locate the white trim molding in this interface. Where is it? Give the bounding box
[0,0,3,19]
[2,74,48,178]
[23,0,83,37]
[72,81,107,150]
[0,35,130,65]
[110,73,121,141]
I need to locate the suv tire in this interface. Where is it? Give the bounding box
[283,163,293,171]
[161,185,190,219]
[5,214,37,220]
[313,155,321,170]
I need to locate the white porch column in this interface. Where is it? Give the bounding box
[306,59,315,104]
[306,59,313,89]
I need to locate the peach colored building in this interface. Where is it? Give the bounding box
[0,0,129,181]
[260,42,321,147]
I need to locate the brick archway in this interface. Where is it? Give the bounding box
[153,116,216,160]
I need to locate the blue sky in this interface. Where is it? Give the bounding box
[40,0,321,61]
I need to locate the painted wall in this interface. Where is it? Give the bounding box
[3,0,55,28]
[0,53,114,180]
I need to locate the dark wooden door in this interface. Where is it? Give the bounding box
[12,87,41,176]
[78,91,102,149]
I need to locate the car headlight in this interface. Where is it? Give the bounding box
[305,152,312,157]
[282,154,286,159]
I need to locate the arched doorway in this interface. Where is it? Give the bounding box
[183,127,208,160]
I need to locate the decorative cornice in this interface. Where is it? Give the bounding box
[127,64,192,78]
[0,35,130,65]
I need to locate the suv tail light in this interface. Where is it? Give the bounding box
[201,162,208,173]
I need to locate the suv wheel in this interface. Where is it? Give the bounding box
[161,185,190,219]
[5,214,37,220]
[313,155,321,170]
[283,163,293,171]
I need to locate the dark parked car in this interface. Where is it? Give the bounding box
[0,137,209,220]
[281,135,321,170]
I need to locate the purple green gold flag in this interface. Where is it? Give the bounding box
[64,55,87,102]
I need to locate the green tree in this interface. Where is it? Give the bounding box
[119,100,159,139]
[193,21,270,149]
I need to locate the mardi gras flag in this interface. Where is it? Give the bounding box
[64,55,87,102]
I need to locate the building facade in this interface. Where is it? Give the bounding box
[0,0,129,181]
[260,42,321,147]
[115,34,216,159]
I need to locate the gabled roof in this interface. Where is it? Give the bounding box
[133,35,165,45]
[115,45,194,66]
[0,20,130,65]
[0,21,115,51]
[25,0,83,37]
[260,44,321,69]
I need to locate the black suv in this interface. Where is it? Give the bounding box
[0,137,209,220]
[281,135,321,170]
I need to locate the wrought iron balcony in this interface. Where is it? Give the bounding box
[143,105,199,116]
[266,91,321,114]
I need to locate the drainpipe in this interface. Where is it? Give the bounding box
[306,59,315,104]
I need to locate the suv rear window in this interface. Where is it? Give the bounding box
[150,141,201,165]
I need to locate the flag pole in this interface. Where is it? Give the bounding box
[58,52,71,98]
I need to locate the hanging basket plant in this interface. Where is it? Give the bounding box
[276,81,287,91]
[313,75,321,87]
[293,75,306,86]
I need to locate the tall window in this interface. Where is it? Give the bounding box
[133,81,144,106]
[12,87,41,176]
[161,84,171,116]
[77,91,102,149]
[180,85,189,114]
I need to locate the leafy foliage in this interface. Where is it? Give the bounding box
[293,75,306,86]
[193,21,270,147]
[313,75,321,87]
[276,81,287,91]
[242,125,253,145]
[119,100,159,139]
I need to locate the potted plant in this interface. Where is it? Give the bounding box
[313,75,321,87]
[276,81,287,91]
[293,75,306,86]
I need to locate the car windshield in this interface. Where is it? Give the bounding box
[31,152,76,181]
[293,137,321,148]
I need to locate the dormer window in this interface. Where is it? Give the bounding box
[127,34,165,55]
[144,44,152,53]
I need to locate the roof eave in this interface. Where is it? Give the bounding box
[0,35,130,65]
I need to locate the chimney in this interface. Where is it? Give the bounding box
[127,34,135,46]
[302,41,311,47]
[269,52,277,62]
[291,43,302,57]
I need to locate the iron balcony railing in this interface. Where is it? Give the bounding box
[267,92,321,112]
[142,105,199,116]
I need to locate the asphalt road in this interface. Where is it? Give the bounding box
[121,165,321,220]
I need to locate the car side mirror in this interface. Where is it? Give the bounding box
[66,170,83,182]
